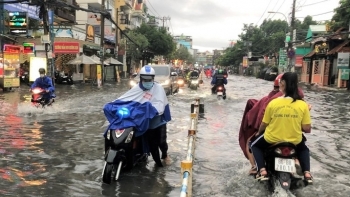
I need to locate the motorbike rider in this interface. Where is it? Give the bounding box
[139,66,170,160]
[211,69,227,99]
[251,72,313,184]
[30,68,55,105]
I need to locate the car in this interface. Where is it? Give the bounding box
[129,64,179,95]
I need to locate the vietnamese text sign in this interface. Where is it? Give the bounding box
[337,52,350,69]
[341,69,350,80]
[279,49,287,68]
[53,42,80,54]
[4,3,39,20]
[23,42,35,54]
[8,11,28,34]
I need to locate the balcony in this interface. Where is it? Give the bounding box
[54,7,76,23]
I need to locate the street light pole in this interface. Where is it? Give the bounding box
[100,0,106,86]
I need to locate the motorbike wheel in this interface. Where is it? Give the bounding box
[102,163,114,184]
[68,78,73,85]
[217,95,222,100]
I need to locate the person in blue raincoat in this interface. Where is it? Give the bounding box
[103,65,172,166]
[30,68,55,104]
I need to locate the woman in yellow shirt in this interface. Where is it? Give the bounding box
[251,72,312,184]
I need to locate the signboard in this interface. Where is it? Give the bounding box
[8,11,28,35]
[29,57,47,82]
[86,24,95,42]
[3,78,20,88]
[337,52,350,69]
[3,45,21,53]
[295,55,303,67]
[4,3,39,20]
[53,42,79,54]
[23,42,35,54]
[97,65,102,87]
[279,49,287,68]
[242,56,248,67]
[341,69,350,80]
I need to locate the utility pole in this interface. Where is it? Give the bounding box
[100,0,106,86]
[288,0,297,72]
[115,8,119,82]
[158,16,170,28]
[41,0,54,83]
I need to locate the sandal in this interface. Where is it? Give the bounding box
[256,168,269,181]
[249,166,257,175]
[304,171,313,185]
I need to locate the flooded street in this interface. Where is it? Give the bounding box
[0,76,349,197]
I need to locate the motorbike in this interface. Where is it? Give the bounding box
[263,142,306,192]
[102,127,151,184]
[31,88,54,108]
[55,71,73,85]
[215,85,225,100]
[20,72,29,83]
[188,77,199,90]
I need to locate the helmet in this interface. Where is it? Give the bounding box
[140,65,155,80]
[39,68,46,74]
[274,74,284,86]
[218,69,224,74]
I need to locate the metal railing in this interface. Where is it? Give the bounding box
[180,98,201,197]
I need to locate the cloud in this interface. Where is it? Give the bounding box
[145,0,339,51]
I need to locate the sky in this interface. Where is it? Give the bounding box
[145,0,340,52]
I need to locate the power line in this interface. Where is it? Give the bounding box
[265,0,279,20]
[301,0,331,7]
[255,0,273,25]
[270,0,286,19]
[146,0,160,17]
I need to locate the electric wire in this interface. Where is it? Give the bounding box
[255,0,273,25]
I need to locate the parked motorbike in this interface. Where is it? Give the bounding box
[263,142,306,192]
[215,85,226,100]
[55,71,73,85]
[31,88,54,108]
[20,72,29,83]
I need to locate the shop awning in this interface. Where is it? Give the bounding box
[327,40,350,55]
[304,49,315,58]
[0,34,17,43]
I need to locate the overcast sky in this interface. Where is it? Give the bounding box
[145,0,340,51]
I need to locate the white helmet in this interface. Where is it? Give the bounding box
[140,65,155,80]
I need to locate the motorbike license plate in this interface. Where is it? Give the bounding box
[217,92,223,95]
[274,157,295,173]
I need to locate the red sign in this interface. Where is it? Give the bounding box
[53,42,79,54]
[295,55,303,67]
[3,45,21,53]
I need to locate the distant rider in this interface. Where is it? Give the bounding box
[30,68,55,105]
[211,69,227,99]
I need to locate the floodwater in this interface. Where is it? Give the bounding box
[0,76,349,197]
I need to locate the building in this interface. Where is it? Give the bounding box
[195,51,213,66]
[173,35,193,49]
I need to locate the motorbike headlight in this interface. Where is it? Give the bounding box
[124,131,134,143]
[129,80,137,87]
[161,79,170,85]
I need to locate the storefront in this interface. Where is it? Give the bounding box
[0,44,21,90]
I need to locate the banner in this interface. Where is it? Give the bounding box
[337,52,350,69]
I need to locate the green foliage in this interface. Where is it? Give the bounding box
[331,0,350,30]
[216,17,318,67]
[134,23,176,56]
[174,46,191,61]
[126,31,149,61]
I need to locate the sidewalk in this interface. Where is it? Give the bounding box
[299,82,348,92]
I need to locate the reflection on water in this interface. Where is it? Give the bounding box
[0,80,349,196]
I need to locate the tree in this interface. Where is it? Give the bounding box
[174,46,191,61]
[135,23,176,56]
[126,31,149,61]
[331,0,350,30]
